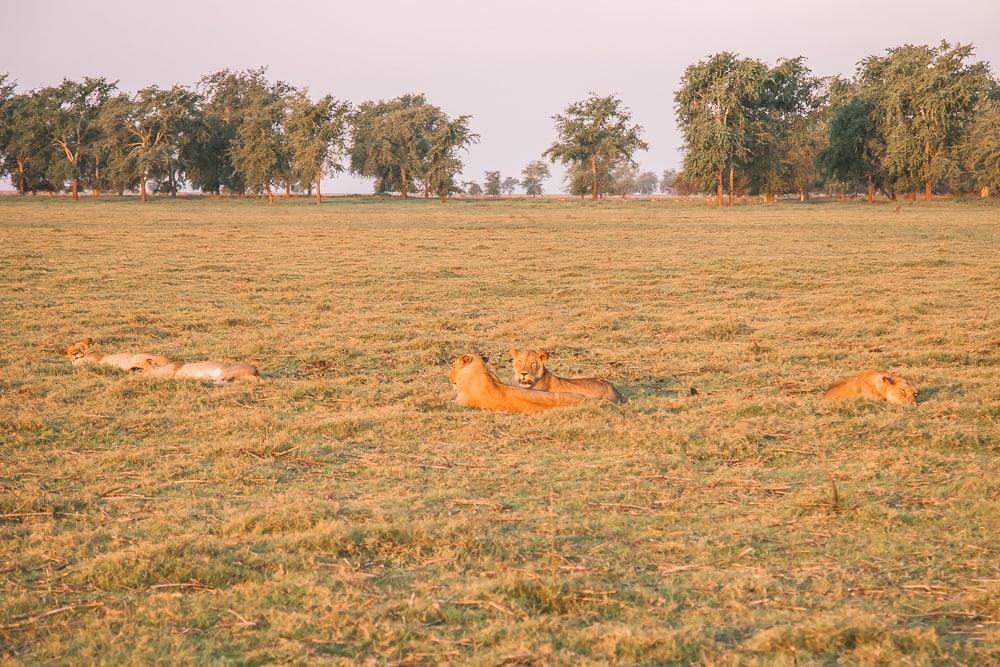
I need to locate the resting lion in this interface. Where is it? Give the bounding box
[140,357,260,384]
[63,338,169,372]
[510,349,622,402]
[449,354,588,413]
[823,371,918,405]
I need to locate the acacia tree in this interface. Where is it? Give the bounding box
[965,98,1000,196]
[545,94,647,201]
[118,86,198,203]
[350,95,442,198]
[40,78,116,199]
[424,114,478,202]
[521,160,550,196]
[817,97,884,202]
[660,169,677,193]
[500,176,519,195]
[230,92,287,203]
[285,92,350,204]
[675,53,766,205]
[3,92,54,194]
[483,170,501,196]
[861,42,991,200]
[635,171,659,195]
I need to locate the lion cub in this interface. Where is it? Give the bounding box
[449,354,589,413]
[510,349,622,402]
[823,371,918,405]
[140,357,260,384]
[63,338,169,372]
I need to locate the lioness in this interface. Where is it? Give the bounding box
[140,357,260,384]
[510,349,622,402]
[449,354,589,413]
[823,371,918,405]
[63,338,169,372]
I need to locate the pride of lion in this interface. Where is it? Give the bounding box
[64,338,918,412]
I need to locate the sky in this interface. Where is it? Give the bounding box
[2,0,998,193]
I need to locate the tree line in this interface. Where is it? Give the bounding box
[675,41,999,204]
[1,41,997,204]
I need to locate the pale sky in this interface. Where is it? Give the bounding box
[2,0,998,193]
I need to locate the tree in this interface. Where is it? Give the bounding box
[500,176,519,195]
[965,98,1000,196]
[463,181,483,196]
[483,170,501,196]
[660,169,677,193]
[860,42,991,200]
[521,160,550,196]
[745,58,822,202]
[116,86,198,203]
[230,91,287,203]
[2,90,55,194]
[39,78,116,199]
[285,92,350,204]
[185,68,290,194]
[545,93,647,200]
[635,171,659,195]
[611,163,638,197]
[817,97,883,202]
[350,94,442,198]
[675,53,767,206]
[424,114,478,202]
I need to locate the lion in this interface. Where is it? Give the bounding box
[823,371,918,405]
[139,357,260,384]
[510,349,623,402]
[63,338,170,372]
[448,354,589,413]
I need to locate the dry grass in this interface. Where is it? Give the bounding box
[1,195,998,664]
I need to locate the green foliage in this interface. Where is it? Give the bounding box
[350,94,439,197]
[284,92,350,198]
[859,42,992,194]
[423,114,478,201]
[500,176,519,195]
[230,94,287,201]
[483,170,501,196]
[675,53,767,198]
[521,160,550,196]
[545,93,647,200]
[964,99,1000,193]
[635,171,659,195]
[817,97,880,189]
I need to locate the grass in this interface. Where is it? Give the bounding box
[1,195,998,664]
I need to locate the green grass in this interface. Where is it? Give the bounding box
[1,195,998,663]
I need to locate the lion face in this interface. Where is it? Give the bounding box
[510,349,548,388]
[141,357,170,372]
[881,374,918,405]
[63,338,94,361]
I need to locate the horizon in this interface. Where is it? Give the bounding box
[2,0,998,194]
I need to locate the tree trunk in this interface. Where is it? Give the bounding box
[315,173,322,205]
[16,159,25,195]
[591,154,598,201]
[907,190,916,201]
[799,189,807,202]
[71,175,79,201]
[266,185,274,204]
[923,141,932,201]
[285,182,292,198]
[169,170,176,197]
[94,162,101,197]
[400,165,407,199]
[728,165,734,206]
[716,169,724,207]
[139,172,146,204]
[982,186,990,198]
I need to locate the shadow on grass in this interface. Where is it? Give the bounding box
[623,376,687,400]
[917,386,942,403]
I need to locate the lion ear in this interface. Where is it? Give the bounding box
[538,351,549,363]
[460,354,473,365]
[882,375,896,385]
[481,354,490,365]
[83,338,94,347]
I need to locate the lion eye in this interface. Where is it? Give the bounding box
[530,363,536,370]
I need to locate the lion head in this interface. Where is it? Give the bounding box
[510,349,548,388]
[880,373,918,405]
[448,354,490,385]
[63,338,94,361]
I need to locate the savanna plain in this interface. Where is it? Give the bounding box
[1,196,998,664]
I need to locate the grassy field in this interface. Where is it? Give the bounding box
[1,195,998,664]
